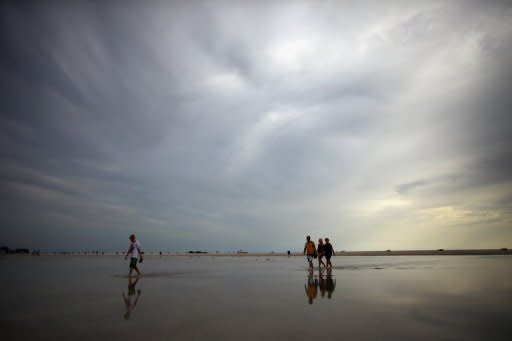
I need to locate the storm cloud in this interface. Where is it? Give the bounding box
[1,1,511,252]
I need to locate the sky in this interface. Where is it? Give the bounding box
[1,0,511,252]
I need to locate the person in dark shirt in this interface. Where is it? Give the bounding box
[324,238,334,269]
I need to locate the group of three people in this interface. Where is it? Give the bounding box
[303,235,334,270]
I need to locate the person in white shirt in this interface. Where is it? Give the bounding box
[125,234,143,277]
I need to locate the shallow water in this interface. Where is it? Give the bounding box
[1,255,511,340]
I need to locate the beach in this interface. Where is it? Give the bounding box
[20,248,512,257]
[1,254,511,340]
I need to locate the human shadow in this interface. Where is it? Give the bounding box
[122,276,142,320]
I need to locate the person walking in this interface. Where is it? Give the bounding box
[303,235,316,270]
[317,238,326,269]
[125,234,143,277]
[324,238,334,269]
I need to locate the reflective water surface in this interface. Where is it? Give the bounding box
[1,255,511,340]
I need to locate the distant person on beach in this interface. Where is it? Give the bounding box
[125,234,143,277]
[303,236,316,269]
[122,276,141,320]
[324,238,334,268]
[317,238,326,269]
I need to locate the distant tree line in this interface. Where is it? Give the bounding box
[0,246,30,254]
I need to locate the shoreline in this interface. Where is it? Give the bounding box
[5,248,511,257]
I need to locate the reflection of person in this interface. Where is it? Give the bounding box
[326,268,336,299]
[324,238,334,269]
[303,236,316,270]
[125,234,143,277]
[305,270,318,304]
[123,276,142,320]
[318,270,326,298]
[317,238,326,269]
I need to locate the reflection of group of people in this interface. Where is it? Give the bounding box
[303,235,335,270]
[305,268,336,304]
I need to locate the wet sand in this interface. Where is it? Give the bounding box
[1,255,511,340]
